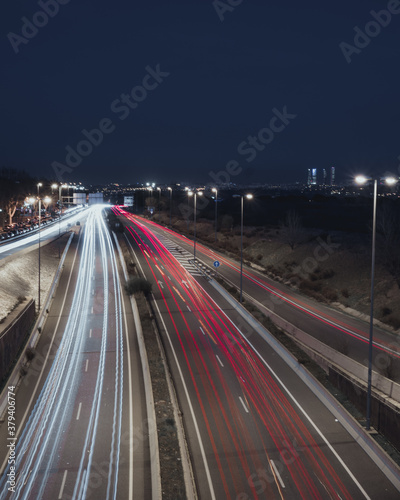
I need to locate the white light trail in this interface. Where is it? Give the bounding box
[0,206,125,500]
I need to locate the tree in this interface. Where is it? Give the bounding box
[125,277,152,296]
[0,168,37,226]
[281,209,304,250]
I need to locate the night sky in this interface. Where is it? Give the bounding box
[1,0,400,186]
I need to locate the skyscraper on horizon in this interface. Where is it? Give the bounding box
[312,168,317,185]
[330,166,335,186]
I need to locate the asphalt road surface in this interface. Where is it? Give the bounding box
[0,206,150,499]
[118,210,400,382]
[117,208,400,499]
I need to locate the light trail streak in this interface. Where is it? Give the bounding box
[123,212,356,499]
[0,207,87,256]
[116,208,399,360]
[0,206,125,500]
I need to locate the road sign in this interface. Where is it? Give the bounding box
[213,260,220,268]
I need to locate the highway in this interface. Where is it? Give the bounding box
[116,208,400,499]
[0,206,150,499]
[115,209,400,381]
[0,207,88,262]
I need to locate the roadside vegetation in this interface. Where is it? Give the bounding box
[151,209,400,332]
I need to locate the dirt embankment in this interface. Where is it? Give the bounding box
[0,234,71,323]
[152,212,400,332]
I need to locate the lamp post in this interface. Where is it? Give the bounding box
[168,187,172,226]
[56,184,67,258]
[233,193,253,303]
[185,187,191,231]
[188,190,203,260]
[157,187,161,210]
[36,183,42,218]
[212,187,218,243]
[355,174,397,430]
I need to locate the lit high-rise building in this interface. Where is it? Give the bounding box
[312,168,317,185]
[307,168,312,185]
[330,166,335,186]
[323,168,327,185]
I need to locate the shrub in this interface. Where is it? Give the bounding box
[341,288,350,298]
[385,314,400,330]
[299,280,322,292]
[25,347,35,361]
[320,269,335,279]
[321,287,338,302]
[380,307,392,317]
[125,277,152,296]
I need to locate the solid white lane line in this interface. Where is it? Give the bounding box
[58,469,68,499]
[76,402,82,421]
[270,460,285,488]
[89,328,92,338]
[239,396,249,413]
[216,355,224,367]
[85,359,89,372]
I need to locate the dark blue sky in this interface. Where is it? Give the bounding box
[1,0,400,185]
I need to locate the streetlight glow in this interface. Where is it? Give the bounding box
[245,193,253,200]
[385,177,397,186]
[355,175,368,185]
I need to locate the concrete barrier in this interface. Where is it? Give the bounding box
[0,299,35,386]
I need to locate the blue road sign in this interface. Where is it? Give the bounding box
[213,260,220,268]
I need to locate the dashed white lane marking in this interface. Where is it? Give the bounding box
[270,460,285,488]
[89,329,92,338]
[187,305,191,312]
[76,402,82,420]
[85,359,89,372]
[216,355,224,367]
[239,396,249,413]
[199,327,205,335]
[58,469,68,499]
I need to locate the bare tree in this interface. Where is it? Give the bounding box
[281,209,304,250]
[0,168,37,226]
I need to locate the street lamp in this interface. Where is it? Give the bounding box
[36,183,42,218]
[56,184,68,258]
[212,187,218,243]
[355,174,398,430]
[233,193,253,303]
[167,187,172,226]
[51,183,58,214]
[188,190,203,260]
[37,196,51,312]
[185,187,191,231]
